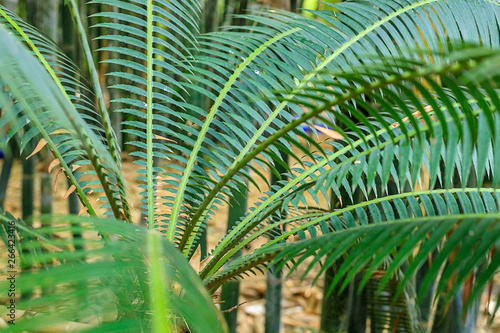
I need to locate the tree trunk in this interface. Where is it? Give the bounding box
[290,0,301,12]
[320,190,350,333]
[60,1,77,62]
[204,0,219,34]
[220,180,249,332]
[321,184,365,333]
[265,267,283,333]
[21,146,34,300]
[232,0,248,27]
[264,152,289,333]
[24,0,60,238]
[0,146,13,211]
[25,0,60,41]
[431,168,478,333]
[21,155,34,220]
[1,0,18,12]
[40,172,54,296]
[320,265,349,333]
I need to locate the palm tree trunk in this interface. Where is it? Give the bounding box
[1,0,18,12]
[232,0,248,27]
[0,146,13,211]
[60,1,76,61]
[67,178,80,216]
[320,265,349,333]
[67,178,81,252]
[321,184,366,333]
[220,180,249,332]
[26,0,60,255]
[290,0,301,12]
[20,146,34,300]
[431,169,478,333]
[22,0,62,302]
[22,0,46,221]
[40,172,52,215]
[21,155,34,220]
[265,267,283,333]
[40,171,54,296]
[221,0,230,25]
[320,189,350,333]
[264,153,289,333]
[25,0,59,41]
[347,281,367,333]
[204,0,219,34]
[28,0,81,244]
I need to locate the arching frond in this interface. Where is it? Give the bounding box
[0,26,127,218]
[0,6,131,220]
[205,188,500,289]
[199,47,500,280]
[170,0,500,258]
[271,214,500,310]
[2,1,500,330]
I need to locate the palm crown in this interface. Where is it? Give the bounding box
[1,0,500,332]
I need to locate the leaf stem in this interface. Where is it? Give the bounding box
[66,0,131,221]
[148,231,173,332]
[146,0,154,229]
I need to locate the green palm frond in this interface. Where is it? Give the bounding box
[199,47,500,281]
[270,214,500,311]
[79,0,500,247]
[207,214,500,331]
[0,5,99,123]
[2,0,500,330]
[65,0,123,166]
[0,214,228,333]
[0,7,131,220]
[205,188,500,289]
[88,0,203,227]
[0,25,128,219]
[171,0,500,257]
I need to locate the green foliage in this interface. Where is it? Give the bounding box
[0,214,227,332]
[1,0,500,331]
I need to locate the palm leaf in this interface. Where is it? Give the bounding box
[172,0,500,259]
[199,47,500,280]
[89,0,202,227]
[0,8,130,220]
[205,188,500,289]
[270,214,500,311]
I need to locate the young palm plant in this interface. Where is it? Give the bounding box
[2,0,500,332]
